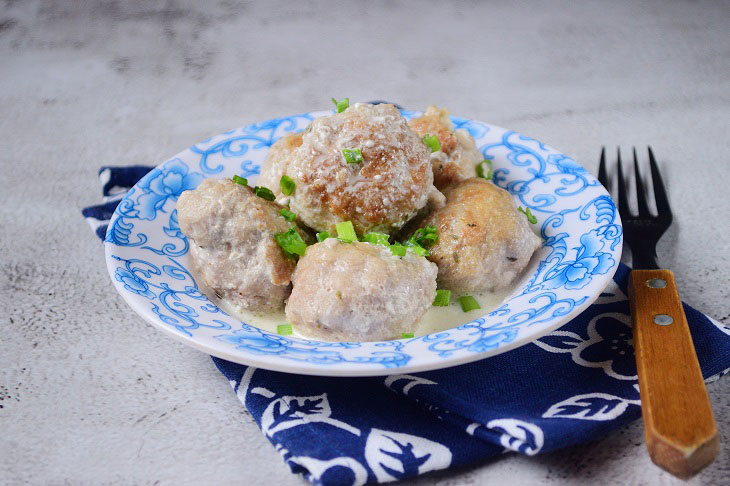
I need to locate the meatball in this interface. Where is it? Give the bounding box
[257,132,303,197]
[284,103,441,235]
[177,178,308,312]
[408,106,482,189]
[285,240,438,341]
[415,178,541,293]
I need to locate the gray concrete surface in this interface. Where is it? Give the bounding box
[1,0,729,484]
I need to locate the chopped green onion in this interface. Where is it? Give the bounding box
[331,97,349,113]
[518,206,538,224]
[362,232,390,247]
[406,243,429,256]
[254,186,276,201]
[274,226,308,257]
[316,231,330,242]
[433,289,451,307]
[390,244,406,256]
[279,208,296,222]
[232,175,248,186]
[411,225,438,248]
[280,175,296,196]
[476,159,493,180]
[458,295,481,312]
[277,324,293,335]
[392,225,436,257]
[341,148,363,164]
[422,134,441,152]
[401,332,414,339]
[335,221,358,243]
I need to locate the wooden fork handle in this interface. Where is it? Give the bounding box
[629,269,719,479]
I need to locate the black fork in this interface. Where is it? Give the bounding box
[598,148,718,479]
[599,147,673,269]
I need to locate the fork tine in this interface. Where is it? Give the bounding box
[648,146,673,220]
[598,147,608,187]
[616,147,631,216]
[633,147,650,216]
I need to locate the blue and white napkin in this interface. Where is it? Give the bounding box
[84,165,730,486]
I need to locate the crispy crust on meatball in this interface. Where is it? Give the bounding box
[177,178,307,312]
[285,240,438,341]
[285,103,440,235]
[414,178,541,293]
[408,106,482,189]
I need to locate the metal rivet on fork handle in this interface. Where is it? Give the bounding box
[646,278,667,288]
[654,314,674,326]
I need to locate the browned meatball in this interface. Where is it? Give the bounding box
[284,103,442,235]
[257,132,303,196]
[408,106,482,189]
[415,178,542,293]
[285,240,438,341]
[177,178,308,312]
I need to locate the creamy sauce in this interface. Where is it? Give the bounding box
[414,287,512,336]
[202,280,513,341]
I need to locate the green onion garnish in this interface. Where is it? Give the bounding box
[410,225,438,248]
[331,97,349,113]
[279,208,296,222]
[341,148,363,164]
[232,175,248,186]
[433,289,451,307]
[254,186,276,201]
[274,226,307,257]
[518,206,537,224]
[401,332,414,339]
[336,221,358,243]
[277,324,293,335]
[458,295,481,312]
[405,242,429,256]
[316,231,330,242]
[390,244,406,256]
[422,134,441,152]
[280,175,296,196]
[476,159,493,180]
[362,232,390,247]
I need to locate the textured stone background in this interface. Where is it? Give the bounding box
[1,0,729,484]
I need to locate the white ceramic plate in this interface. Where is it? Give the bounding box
[105,109,622,376]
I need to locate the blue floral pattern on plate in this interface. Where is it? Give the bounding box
[104,110,622,376]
